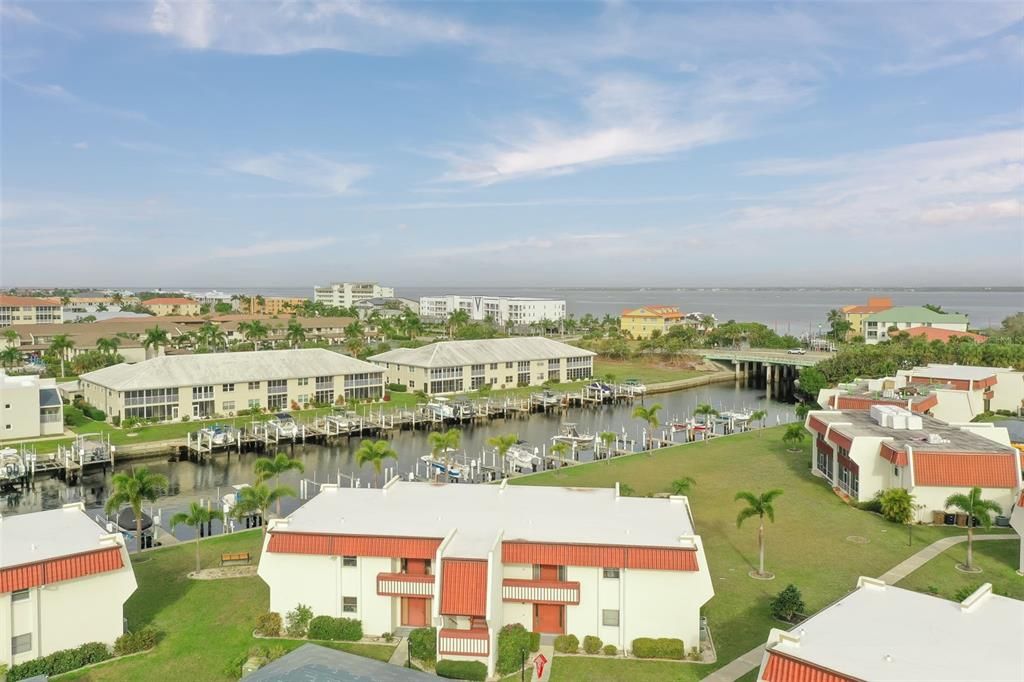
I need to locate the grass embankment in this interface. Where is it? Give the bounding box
[513,428,998,682]
[896,538,1023,601]
[61,531,393,681]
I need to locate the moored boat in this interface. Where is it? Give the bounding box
[552,423,595,447]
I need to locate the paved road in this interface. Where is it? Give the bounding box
[694,349,833,368]
[701,533,1018,682]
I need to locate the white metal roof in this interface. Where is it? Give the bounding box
[81,348,382,391]
[0,504,116,569]
[369,337,594,368]
[909,364,1009,381]
[767,579,1024,681]
[275,481,697,559]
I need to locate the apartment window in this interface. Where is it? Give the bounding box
[602,568,620,579]
[342,556,357,567]
[192,385,214,401]
[505,375,513,384]
[248,381,260,390]
[342,597,358,613]
[409,380,415,389]
[297,394,308,405]
[12,589,29,602]
[12,633,31,655]
[490,363,498,370]
[601,609,620,627]
[222,384,235,392]
[248,399,261,409]
[506,362,513,369]
[298,377,309,386]
[222,401,235,412]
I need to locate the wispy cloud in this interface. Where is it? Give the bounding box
[72,141,89,150]
[4,77,149,122]
[223,152,369,196]
[2,226,101,249]
[115,139,185,156]
[211,236,337,259]
[0,3,78,35]
[359,195,701,211]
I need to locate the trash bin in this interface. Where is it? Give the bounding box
[955,512,969,527]
[931,510,945,525]
[995,515,1010,527]
[943,513,956,525]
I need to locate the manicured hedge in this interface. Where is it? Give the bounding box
[554,634,579,654]
[583,635,603,654]
[435,659,487,681]
[113,627,159,656]
[307,616,362,641]
[408,626,437,661]
[64,405,90,427]
[603,644,617,656]
[8,642,111,680]
[529,631,540,652]
[496,623,533,674]
[387,383,408,392]
[631,637,685,659]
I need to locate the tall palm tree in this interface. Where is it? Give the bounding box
[550,441,571,463]
[105,467,169,553]
[0,346,21,369]
[487,433,519,465]
[96,336,121,356]
[48,334,75,377]
[3,328,19,348]
[170,502,225,572]
[782,423,806,451]
[428,428,462,482]
[599,431,617,459]
[944,487,1002,571]
[110,292,124,307]
[447,310,470,338]
[239,320,269,350]
[750,409,768,435]
[631,403,662,448]
[196,321,226,350]
[142,326,169,356]
[233,482,295,538]
[735,489,784,578]
[355,439,398,487]
[285,319,306,349]
[670,477,696,496]
[253,453,305,515]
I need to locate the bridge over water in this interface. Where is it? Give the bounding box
[689,349,830,400]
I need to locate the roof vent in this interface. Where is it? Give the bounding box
[884,654,893,663]
[927,433,950,444]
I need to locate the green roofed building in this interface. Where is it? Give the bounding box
[863,306,969,344]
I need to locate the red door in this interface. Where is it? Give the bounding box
[403,598,428,627]
[533,603,564,634]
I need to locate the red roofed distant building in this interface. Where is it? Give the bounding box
[839,296,892,340]
[620,305,688,339]
[0,295,63,327]
[899,327,987,343]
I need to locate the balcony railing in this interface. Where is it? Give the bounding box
[502,578,581,605]
[376,572,435,598]
[439,629,489,656]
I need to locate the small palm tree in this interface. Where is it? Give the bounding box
[170,502,225,573]
[285,319,306,348]
[782,423,806,451]
[750,410,768,435]
[0,346,21,369]
[96,336,121,356]
[551,440,570,463]
[944,487,1002,571]
[49,334,75,377]
[428,428,462,482]
[670,477,696,496]
[631,403,662,449]
[735,489,784,578]
[3,328,19,347]
[233,482,295,538]
[355,439,398,487]
[599,431,617,459]
[105,467,169,553]
[142,327,169,356]
[487,433,519,462]
[253,453,305,515]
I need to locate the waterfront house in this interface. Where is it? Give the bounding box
[862,306,969,344]
[839,296,892,340]
[619,305,689,339]
[257,480,714,678]
[756,577,1024,682]
[313,282,395,309]
[0,503,137,667]
[1,371,64,440]
[418,295,566,326]
[80,348,383,422]
[369,337,594,394]
[897,363,1024,417]
[0,296,63,328]
[805,406,1021,517]
[143,297,201,317]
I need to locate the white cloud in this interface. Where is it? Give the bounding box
[72,141,89,150]
[0,4,40,24]
[4,77,149,122]
[224,152,369,196]
[920,199,1024,224]
[880,48,988,76]
[211,237,337,259]
[2,226,101,249]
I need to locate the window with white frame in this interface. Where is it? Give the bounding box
[12,633,31,654]
[222,401,235,412]
[248,381,260,390]
[342,556,357,567]
[602,567,620,579]
[602,609,620,627]
[342,596,358,613]
[222,383,235,392]
[12,589,29,602]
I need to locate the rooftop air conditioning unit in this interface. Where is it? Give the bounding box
[927,433,950,444]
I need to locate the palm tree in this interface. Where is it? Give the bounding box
[285,319,306,349]
[233,482,295,538]
[599,431,617,459]
[4,328,21,346]
[750,409,768,435]
[782,423,806,451]
[239,320,269,350]
[105,467,169,554]
[170,502,225,573]
[0,346,21,369]
[197,322,226,350]
[428,428,461,482]
[694,403,718,442]
[488,433,519,465]
[944,487,1002,571]
[110,292,124,307]
[670,477,696,496]
[735,489,784,578]
[142,326,169,356]
[355,439,398,487]
[631,403,662,449]
[550,440,570,464]
[447,310,470,337]
[48,334,75,377]
[96,336,121,356]
[253,453,305,515]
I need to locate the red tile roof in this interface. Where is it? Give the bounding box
[440,559,488,616]
[0,547,124,593]
[0,295,61,306]
[761,652,858,682]
[144,297,198,306]
[900,327,987,343]
[502,542,698,571]
[880,442,908,466]
[267,532,441,559]
[912,452,1018,488]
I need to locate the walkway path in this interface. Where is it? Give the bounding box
[536,642,555,682]
[387,636,409,667]
[701,533,1017,682]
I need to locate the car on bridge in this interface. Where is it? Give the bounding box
[787,348,807,355]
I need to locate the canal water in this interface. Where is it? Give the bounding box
[2,382,796,542]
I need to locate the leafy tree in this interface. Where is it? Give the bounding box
[794,402,811,419]
[446,310,470,337]
[750,409,768,435]
[253,453,305,515]
[670,477,696,496]
[631,403,662,447]
[599,431,617,458]
[239,320,269,349]
[782,423,806,451]
[879,488,915,524]
[797,366,828,400]
[428,428,461,482]
[233,482,295,538]
[196,322,226,350]
[550,440,571,462]
[49,334,75,377]
[944,487,1002,571]
[922,303,945,314]
[826,308,852,341]
[105,467,169,553]
[285,319,306,348]
[735,489,783,578]
[96,336,121,356]
[355,439,398,487]
[0,346,21,368]
[769,584,806,622]
[170,502,225,572]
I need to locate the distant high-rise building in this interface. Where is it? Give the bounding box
[418,295,566,326]
[313,282,395,308]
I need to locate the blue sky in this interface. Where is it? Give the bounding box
[1,1,1022,288]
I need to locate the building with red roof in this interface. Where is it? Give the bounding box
[143,296,201,316]
[620,305,692,339]
[899,326,987,342]
[0,295,63,327]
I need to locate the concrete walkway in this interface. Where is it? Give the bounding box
[535,642,555,682]
[387,636,409,667]
[702,533,1017,682]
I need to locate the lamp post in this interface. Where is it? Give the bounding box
[521,648,526,681]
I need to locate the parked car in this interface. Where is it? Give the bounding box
[787,348,807,355]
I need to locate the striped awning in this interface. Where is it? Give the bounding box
[0,547,124,593]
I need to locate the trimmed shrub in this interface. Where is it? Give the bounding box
[553,634,579,654]
[307,616,362,641]
[307,615,335,640]
[496,623,533,674]
[769,584,806,623]
[435,660,487,681]
[113,627,159,656]
[255,611,282,637]
[856,492,883,514]
[64,405,89,427]
[8,641,111,680]
[529,631,540,652]
[603,644,617,656]
[285,604,313,638]
[387,383,408,392]
[408,626,437,662]
[82,404,106,421]
[583,635,603,655]
[632,637,685,659]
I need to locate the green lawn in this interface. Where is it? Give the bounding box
[515,428,996,681]
[60,531,394,681]
[896,537,1023,601]
[593,359,707,385]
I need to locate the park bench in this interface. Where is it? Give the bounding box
[221,551,251,566]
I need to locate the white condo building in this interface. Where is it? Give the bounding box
[314,283,395,309]
[258,480,714,677]
[1,371,64,440]
[1,503,137,667]
[419,296,566,326]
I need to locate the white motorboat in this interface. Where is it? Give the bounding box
[452,399,475,419]
[0,448,25,485]
[552,423,595,447]
[532,390,561,407]
[272,413,299,438]
[420,452,463,480]
[505,443,540,473]
[426,397,456,420]
[622,379,647,395]
[200,424,237,446]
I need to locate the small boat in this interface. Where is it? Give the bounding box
[505,443,540,472]
[420,452,463,480]
[720,410,752,422]
[552,423,595,447]
[532,390,560,407]
[452,399,475,419]
[426,397,456,420]
[622,379,647,395]
[221,484,251,518]
[0,448,25,486]
[272,413,299,438]
[669,419,706,432]
[586,382,612,398]
[199,424,236,446]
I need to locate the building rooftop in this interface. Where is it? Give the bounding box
[0,295,61,306]
[764,579,1024,682]
[900,327,987,343]
[866,306,969,324]
[907,363,1007,382]
[811,409,1014,455]
[245,643,430,682]
[0,504,115,569]
[144,297,198,306]
[622,305,683,319]
[276,481,697,559]
[370,337,593,368]
[81,348,381,391]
